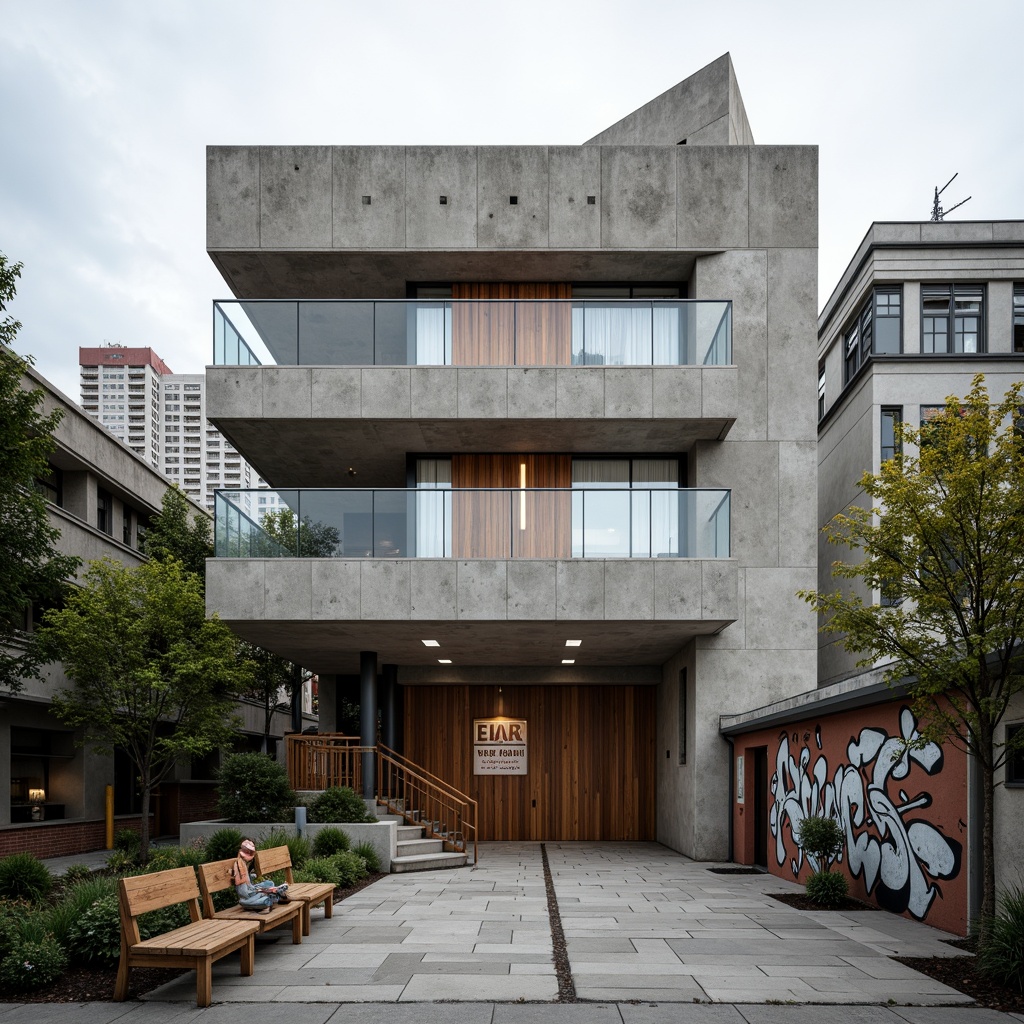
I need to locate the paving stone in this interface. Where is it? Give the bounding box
[492,1005,622,1023]
[735,1008,904,1023]
[619,1006,748,1023]
[398,973,558,1001]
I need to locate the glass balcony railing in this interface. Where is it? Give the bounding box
[215,488,730,561]
[213,299,732,368]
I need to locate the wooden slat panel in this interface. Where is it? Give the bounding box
[403,685,656,841]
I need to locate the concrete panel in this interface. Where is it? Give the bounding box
[263,367,311,418]
[548,145,602,249]
[699,566,746,650]
[411,367,459,419]
[604,367,653,418]
[778,441,817,568]
[653,559,702,619]
[701,366,738,422]
[264,560,313,620]
[743,567,816,651]
[652,366,702,419]
[361,367,411,418]
[989,281,1013,353]
[603,560,655,620]
[311,560,361,619]
[685,115,731,145]
[405,147,478,249]
[207,147,260,249]
[260,146,333,248]
[507,367,556,418]
[601,148,677,249]
[692,250,768,441]
[333,146,406,248]
[507,560,556,620]
[748,147,818,249]
[701,560,738,621]
[555,368,604,418]
[920,221,994,243]
[207,367,264,419]
[457,561,507,620]
[311,367,361,418]
[207,559,265,621]
[556,560,605,620]
[677,147,748,249]
[360,560,412,619]
[767,247,818,441]
[411,560,457,620]
[477,147,549,249]
[457,368,507,418]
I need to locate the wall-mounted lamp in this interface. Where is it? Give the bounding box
[29,788,45,821]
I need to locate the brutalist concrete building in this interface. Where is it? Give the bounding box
[204,54,819,860]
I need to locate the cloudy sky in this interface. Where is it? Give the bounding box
[2,0,1022,398]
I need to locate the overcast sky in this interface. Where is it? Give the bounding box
[2,0,1022,399]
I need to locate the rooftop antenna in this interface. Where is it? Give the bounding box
[930,173,971,221]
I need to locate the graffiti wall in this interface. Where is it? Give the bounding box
[732,701,968,935]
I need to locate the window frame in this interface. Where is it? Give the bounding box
[921,283,986,354]
[1007,723,1024,787]
[842,285,903,386]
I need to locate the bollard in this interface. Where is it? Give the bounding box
[105,785,114,849]
[294,804,307,837]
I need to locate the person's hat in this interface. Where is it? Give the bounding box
[239,839,257,859]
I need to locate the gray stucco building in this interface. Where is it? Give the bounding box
[204,54,819,859]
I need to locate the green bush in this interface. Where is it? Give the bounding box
[312,827,350,857]
[307,786,374,824]
[257,828,310,871]
[351,841,380,873]
[217,753,296,823]
[61,864,92,885]
[977,884,1024,992]
[205,827,244,862]
[331,851,369,887]
[0,853,53,902]
[0,900,30,959]
[0,936,67,992]
[143,848,182,872]
[66,892,121,966]
[292,857,341,887]
[48,877,117,950]
[805,869,849,908]
[114,828,141,855]
[795,815,844,870]
[105,849,137,875]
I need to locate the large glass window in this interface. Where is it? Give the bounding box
[1013,285,1024,354]
[97,488,112,535]
[843,286,903,385]
[922,284,985,353]
[817,359,826,421]
[881,407,902,464]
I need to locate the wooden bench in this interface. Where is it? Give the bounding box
[197,858,304,945]
[254,845,336,936]
[115,866,259,1008]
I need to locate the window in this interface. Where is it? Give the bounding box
[1007,724,1024,786]
[678,669,687,765]
[122,508,132,546]
[97,488,112,535]
[843,286,903,384]
[1014,285,1024,353]
[881,407,902,463]
[922,284,985,353]
[817,359,826,420]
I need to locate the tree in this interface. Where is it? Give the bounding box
[260,507,340,556]
[802,375,1024,925]
[0,251,80,692]
[236,641,295,753]
[37,558,245,860]
[143,486,212,582]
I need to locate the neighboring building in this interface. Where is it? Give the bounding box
[725,220,1024,935]
[204,54,820,860]
[2,365,300,857]
[79,344,282,514]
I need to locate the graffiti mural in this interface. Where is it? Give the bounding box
[769,705,962,922]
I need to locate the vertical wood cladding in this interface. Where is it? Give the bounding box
[403,684,657,841]
[451,283,571,365]
[450,455,571,558]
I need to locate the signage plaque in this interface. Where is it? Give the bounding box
[473,717,528,775]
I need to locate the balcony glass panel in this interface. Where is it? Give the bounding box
[213,299,731,368]
[215,488,730,560]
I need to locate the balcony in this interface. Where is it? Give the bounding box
[215,487,730,561]
[213,299,731,368]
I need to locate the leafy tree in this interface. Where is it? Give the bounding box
[37,558,244,860]
[143,485,212,582]
[260,507,340,556]
[237,641,296,752]
[802,376,1024,925]
[0,251,81,692]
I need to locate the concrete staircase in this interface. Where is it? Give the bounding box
[375,807,469,873]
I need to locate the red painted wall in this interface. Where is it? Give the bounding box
[731,701,968,935]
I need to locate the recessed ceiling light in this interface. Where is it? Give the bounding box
[565,640,582,647]
[422,640,440,647]
[438,658,452,664]
[562,659,575,665]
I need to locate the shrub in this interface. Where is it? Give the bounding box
[312,827,350,858]
[66,892,121,966]
[48,877,117,949]
[144,849,182,872]
[292,857,342,887]
[805,869,849,908]
[307,786,373,824]
[331,851,369,887]
[105,850,137,875]
[0,901,30,959]
[977,883,1024,992]
[217,753,295,823]
[61,864,92,886]
[351,840,380,873]
[205,828,243,862]
[257,828,310,871]
[0,853,53,902]
[114,828,141,856]
[795,815,844,871]
[0,936,67,992]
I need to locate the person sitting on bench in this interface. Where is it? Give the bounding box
[231,838,289,912]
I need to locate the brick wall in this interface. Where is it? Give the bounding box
[0,816,153,859]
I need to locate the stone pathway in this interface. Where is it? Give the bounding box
[135,841,983,1008]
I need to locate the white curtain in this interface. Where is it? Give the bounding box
[414,304,451,365]
[415,459,451,557]
[572,305,653,365]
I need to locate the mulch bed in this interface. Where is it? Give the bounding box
[766,889,880,912]
[2,872,387,1004]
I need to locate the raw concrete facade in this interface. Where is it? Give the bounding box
[204,55,819,859]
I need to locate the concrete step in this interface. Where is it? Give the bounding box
[397,837,444,856]
[390,851,468,873]
[397,825,425,841]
